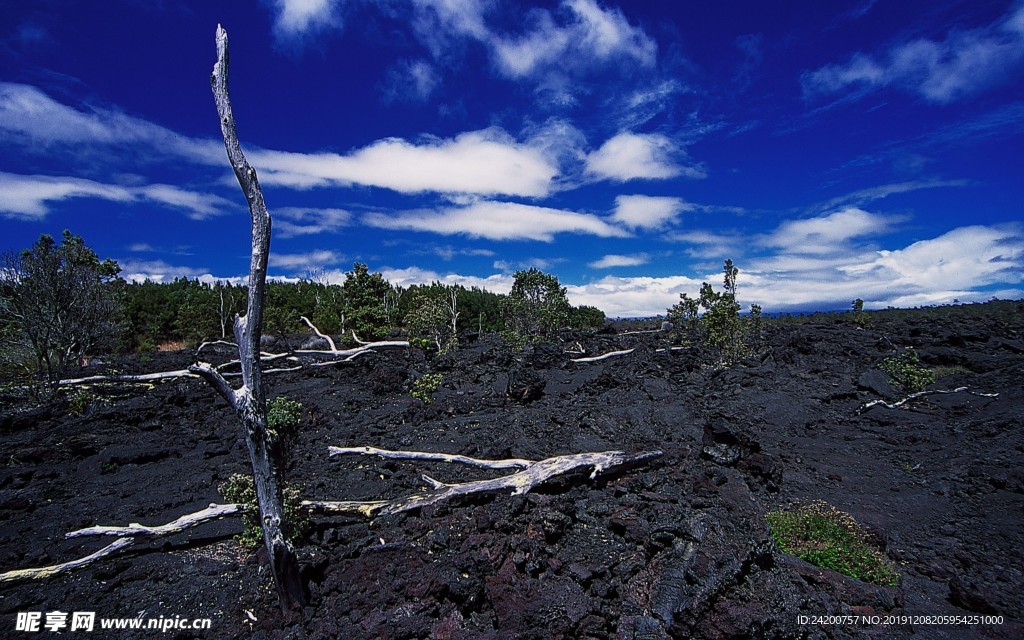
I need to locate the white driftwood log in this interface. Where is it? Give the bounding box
[571,348,635,363]
[858,386,999,413]
[0,539,134,584]
[300,316,338,351]
[314,448,663,517]
[0,503,246,584]
[66,503,246,539]
[329,445,534,470]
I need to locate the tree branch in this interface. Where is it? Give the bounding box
[858,386,999,413]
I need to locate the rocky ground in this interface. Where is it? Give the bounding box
[1,301,1022,639]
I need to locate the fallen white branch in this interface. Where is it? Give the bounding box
[858,386,999,413]
[0,503,246,584]
[329,445,534,470]
[571,348,635,363]
[300,316,337,352]
[58,369,197,385]
[66,502,246,539]
[0,539,134,584]
[321,448,663,517]
[0,448,661,582]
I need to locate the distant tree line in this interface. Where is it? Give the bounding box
[1,232,606,384]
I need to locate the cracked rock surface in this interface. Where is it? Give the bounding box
[1,301,1022,638]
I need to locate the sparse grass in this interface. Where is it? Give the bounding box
[767,501,900,587]
[157,339,187,352]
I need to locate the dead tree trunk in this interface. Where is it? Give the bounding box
[188,25,305,613]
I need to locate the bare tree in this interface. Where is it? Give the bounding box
[188,25,305,613]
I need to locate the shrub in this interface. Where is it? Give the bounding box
[881,347,935,393]
[667,259,763,362]
[767,501,899,586]
[851,298,871,328]
[68,389,93,416]
[267,396,304,442]
[218,474,310,549]
[501,268,571,345]
[411,373,443,405]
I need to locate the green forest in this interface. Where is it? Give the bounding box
[0,232,605,384]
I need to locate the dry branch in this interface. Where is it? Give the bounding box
[300,316,337,351]
[858,386,999,413]
[0,539,134,584]
[318,448,663,517]
[571,348,635,363]
[329,445,534,470]
[0,503,247,584]
[66,503,246,539]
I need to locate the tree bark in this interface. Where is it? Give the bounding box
[188,24,305,613]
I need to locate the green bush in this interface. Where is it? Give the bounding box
[667,259,763,362]
[411,373,443,405]
[218,473,310,549]
[851,298,871,328]
[767,501,899,586]
[881,347,935,393]
[267,396,303,442]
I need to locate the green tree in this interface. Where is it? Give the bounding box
[341,263,393,340]
[501,268,571,343]
[667,259,761,362]
[404,283,460,352]
[0,231,123,384]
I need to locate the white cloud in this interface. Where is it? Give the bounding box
[363,200,630,242]
[611,194,690,230]
[669,229,743,259]
[274,207,351,238]
[136,184,234,220]
[560,223,1024,316]
[491,0,656,78]
[588,253,649,269]
[815,179,969,212]
[857,224,1024,290]
[382,59,441,103]
[0,172,232,220]
[0,172,133,219]
[270,250,345,271]
[0,82,222,163]
[803,4,1024,103]
[585,132,701,181]
[566,274,703,318]
[267,0,343,40]
[379,265,514,294]
[760,207,899,254]
[117,258,215,284]
[253,127,558,197]
[493,257,560,272]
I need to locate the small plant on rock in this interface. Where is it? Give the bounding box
[68,389,94,416]
[218,474,310,549]
[767,501,899,587]
[411,372,443,405]
[880,347,935,393]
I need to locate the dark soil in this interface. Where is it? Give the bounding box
[2,302,1023,639]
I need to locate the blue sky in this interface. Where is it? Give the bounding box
[1,0,1022,317]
